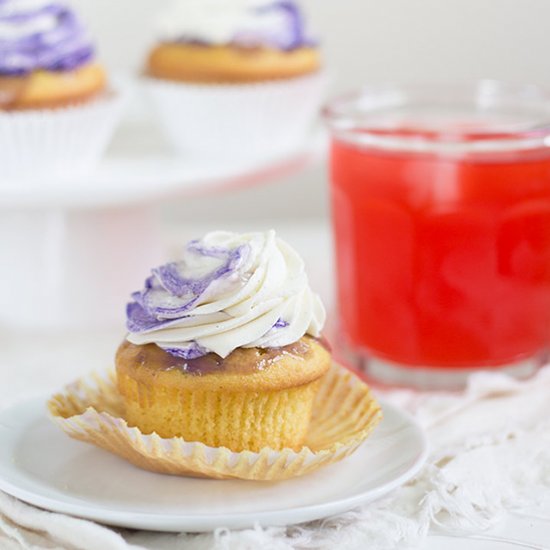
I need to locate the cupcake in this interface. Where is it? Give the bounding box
[49,230,383,479]
[115,230,331,452]
[147,1,320,84]
[144,0,325,160]
[0,0,123,181]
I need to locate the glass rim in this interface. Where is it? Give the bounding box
[322,80,550,154]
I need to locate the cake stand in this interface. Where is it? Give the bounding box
[0,120,325,330]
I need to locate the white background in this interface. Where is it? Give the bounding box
[70,0,550,223]
[75,0,550,92]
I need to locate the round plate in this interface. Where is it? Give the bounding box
[0,396,427,532]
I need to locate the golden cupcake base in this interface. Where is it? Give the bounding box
[48,364,382,481]
[146,44,320,84]
[0,63,106,110]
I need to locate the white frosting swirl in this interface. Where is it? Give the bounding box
[0,1,65,40]
[126,230,326,358]
[0,0,52,17]
[156,0,312,50]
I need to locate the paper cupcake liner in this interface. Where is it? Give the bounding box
[48,363,382,481]
[144,72,326,162]
[0,93,124,183]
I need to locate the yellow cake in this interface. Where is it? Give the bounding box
[116,336,331,452]
[0,63,107,110]
[49,362,383,480]
[147,44,319,84]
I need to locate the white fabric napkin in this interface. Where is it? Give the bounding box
[2,364,550,550]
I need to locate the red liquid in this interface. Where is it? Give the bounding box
[331,140,550,367]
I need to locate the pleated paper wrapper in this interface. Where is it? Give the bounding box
[144,71,326,163]
[0,92,123,182]
[48,364,382,481]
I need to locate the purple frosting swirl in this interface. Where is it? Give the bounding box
[127,239,294,359]
[233,1,315,50]
[0,0,95,76]
[162,342,210,360]
[255,1,311,50]
[176,1,316,51]
[127,241,248,337]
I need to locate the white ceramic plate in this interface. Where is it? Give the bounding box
[0,396,427,533]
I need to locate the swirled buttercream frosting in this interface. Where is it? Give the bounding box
[157,0,315,51]
[126,230,326,359]
[0,0,95,75]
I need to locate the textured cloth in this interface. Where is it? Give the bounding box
[2,355,550,550]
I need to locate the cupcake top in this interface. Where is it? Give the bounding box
[126,230,326,359]
[0,0,95,76]
[156,0,315,51]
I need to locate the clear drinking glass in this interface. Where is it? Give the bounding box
[324,81,550,389]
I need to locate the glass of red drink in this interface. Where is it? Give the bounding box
[324,82,550,389]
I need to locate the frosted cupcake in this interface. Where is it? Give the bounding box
[147,0,320,83]
[144,0,325,160]
[115,230,331,452]
[0,0,123,181]
[50,230,383,479]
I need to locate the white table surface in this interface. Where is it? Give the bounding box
[1,221,549,550]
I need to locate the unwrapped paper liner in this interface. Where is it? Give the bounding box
[144,71,326,162]
[48,363,382,481]
[0,93,123,182]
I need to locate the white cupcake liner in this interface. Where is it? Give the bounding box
[48,363,382,481]
[144,72,327,162]
[0,93,124,183]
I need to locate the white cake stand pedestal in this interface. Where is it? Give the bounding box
[0,122,325,330]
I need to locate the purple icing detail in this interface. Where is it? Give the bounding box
[175,1,314,51]
[273,318,289,328]
[126,241,249,336]
[162,343,209,360]
[126,301,192,334]
[0,2,95,75]
[153,262,205,297]
[143,275,156,290]
[187,239,239,258]
[142,297,198,320]
[255,1,311,50]
[126,302,163,333]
